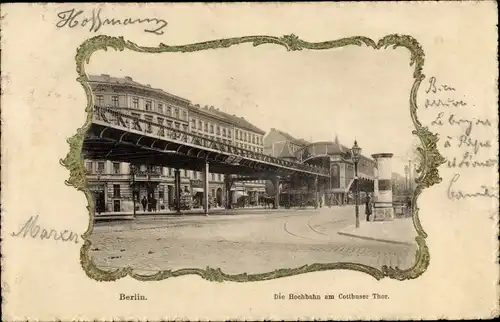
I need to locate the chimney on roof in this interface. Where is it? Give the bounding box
[124,76,133,81]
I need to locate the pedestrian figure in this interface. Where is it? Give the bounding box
[406,196,412,216]
[365,193,372,221]
[141,196,147,212]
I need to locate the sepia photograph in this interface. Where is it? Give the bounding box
[2,2,498,320]
[82,43,421,275]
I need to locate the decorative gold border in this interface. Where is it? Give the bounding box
[60,34,446,282]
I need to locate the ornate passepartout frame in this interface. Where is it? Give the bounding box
[61,34,446,283]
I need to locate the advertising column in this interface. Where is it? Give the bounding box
[371,153,394,221]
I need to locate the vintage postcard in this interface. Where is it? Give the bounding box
[1,2,498,321]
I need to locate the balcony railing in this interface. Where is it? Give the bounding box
[93,106,330,176]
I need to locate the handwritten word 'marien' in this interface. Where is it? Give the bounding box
[446,152,498,168]
[56,8,168,35]
[447,173,499,201]
[431,112,491,136]
[11,215,79,244]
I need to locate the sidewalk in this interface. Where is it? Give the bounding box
[95,207,227,220]
[338,217,417,246]
[94,206,319,221]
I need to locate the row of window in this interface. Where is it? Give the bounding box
[86,161,266,185]
[190,118,228,137]
[95,94,188,121]
[190,118,263,146]
[235,129,262,145]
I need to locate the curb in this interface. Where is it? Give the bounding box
[94,207,322,221]
[337,231,414,246]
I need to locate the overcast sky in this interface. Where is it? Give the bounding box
[88,43,419,175]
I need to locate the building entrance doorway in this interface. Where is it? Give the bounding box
[113,200,121,212]
[94,191,105,214]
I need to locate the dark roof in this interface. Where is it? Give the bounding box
[88,74,191,104]
[271,128,310,146]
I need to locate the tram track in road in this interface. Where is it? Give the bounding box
[283,219,324,242]
[306,217,329,236]
[283,214,352,242]
[307,217,350,237]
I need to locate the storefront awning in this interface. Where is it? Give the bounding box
[192,188,204,193]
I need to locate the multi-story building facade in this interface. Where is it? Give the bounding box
[85,74,265,213]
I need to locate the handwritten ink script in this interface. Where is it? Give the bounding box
[11,215,80,244]
[56,8,168,35]
[425,76,498,201]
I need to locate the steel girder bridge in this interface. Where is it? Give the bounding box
[83,106,330,213]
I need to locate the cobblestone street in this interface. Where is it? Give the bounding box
[88,206,417,275]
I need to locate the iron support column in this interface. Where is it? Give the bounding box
[272,175,280,209]
[202,162,209,215]
[224,175,232,209]
[174,169,181,214]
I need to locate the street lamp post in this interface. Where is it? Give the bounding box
[350,140,362,228]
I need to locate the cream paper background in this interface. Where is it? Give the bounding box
[1,2,498,320]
